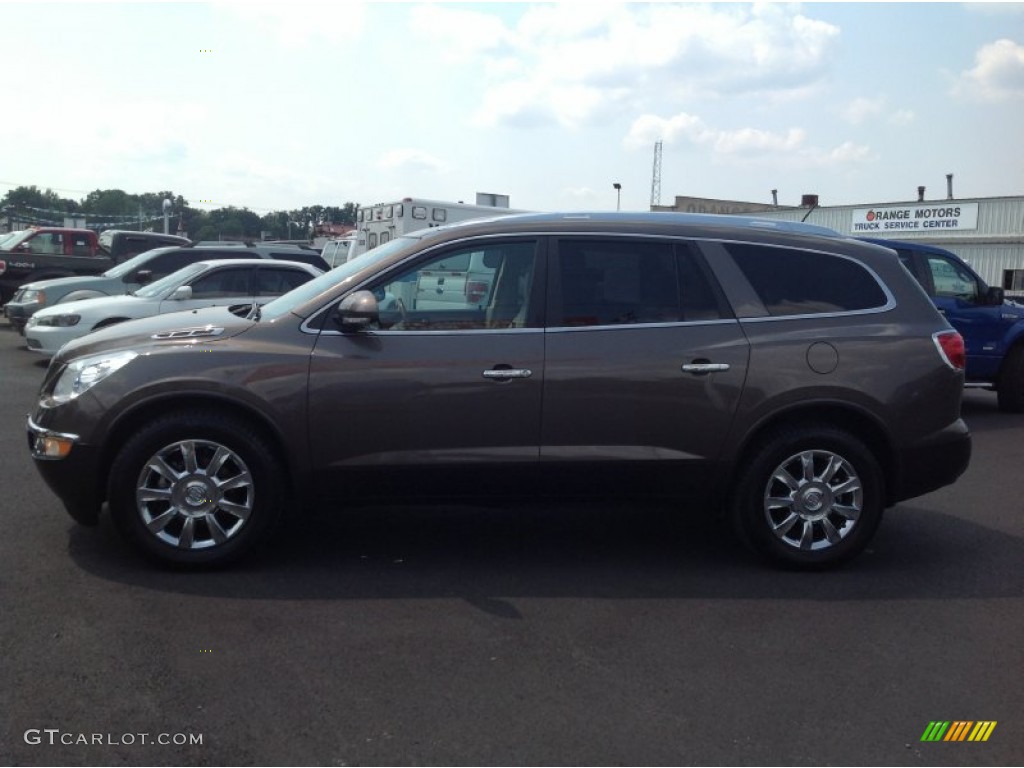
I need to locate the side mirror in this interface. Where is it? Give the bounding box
[134,269,153,285]
[985,286,1005,306]
[170,285,193,301]
[334,290,379,331]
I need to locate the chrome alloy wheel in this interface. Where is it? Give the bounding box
[763,449,863,551]
[135,439,255,550]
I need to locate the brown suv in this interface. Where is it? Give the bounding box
[27,213,971,569]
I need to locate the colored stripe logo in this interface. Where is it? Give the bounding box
[921,721,997,742]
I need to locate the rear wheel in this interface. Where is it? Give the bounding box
[731,425,885,569]
[107,410,285,567]
[996,345,1024,413]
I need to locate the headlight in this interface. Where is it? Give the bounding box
[31,314,80,327]
[19,289,41,303]
[50,351,138,404]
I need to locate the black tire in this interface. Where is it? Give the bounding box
[107,410,285,567]
[996,345,1024,413]
[731,425,885,569]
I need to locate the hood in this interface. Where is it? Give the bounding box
[20,273,113,292]
[34,293,148,320]
[55,305,255,362]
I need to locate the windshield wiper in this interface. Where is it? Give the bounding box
[246,301,262,322]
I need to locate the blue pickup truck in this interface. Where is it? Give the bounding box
[862,237,1024,412]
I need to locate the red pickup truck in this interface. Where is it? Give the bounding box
[0,227,108,303]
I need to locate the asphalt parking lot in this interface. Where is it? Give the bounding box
[1,318,1021,767]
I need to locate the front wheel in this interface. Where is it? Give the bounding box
[731,425,885,569]
[107,410,285,567]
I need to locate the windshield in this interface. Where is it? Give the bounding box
[133,261,209,298]
[258,236,416,321]
[103,246,179,278]
[98,230,115,253]
[0,230,31,250]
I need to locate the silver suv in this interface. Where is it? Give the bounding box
[27,213,971,569]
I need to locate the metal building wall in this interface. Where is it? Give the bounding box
[749,196,1024,287]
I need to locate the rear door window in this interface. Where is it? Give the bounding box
[550,238,725,327]
[255,267,313,295]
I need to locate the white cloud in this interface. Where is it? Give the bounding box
[954,38,1024,101]
[378,149,450,175]
[625,112,871,169]
[841,97,914,127]
[841,97,884,125]
[415,3,840,130]
[889,109,915,126]
[214,1,367,48]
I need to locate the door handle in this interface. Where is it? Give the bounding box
[681,362,730,374]
[482,368,533,380]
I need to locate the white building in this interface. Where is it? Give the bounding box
[656,184,1024,291]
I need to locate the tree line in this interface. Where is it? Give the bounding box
[0,185,358,241]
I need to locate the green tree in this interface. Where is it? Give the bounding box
[1,185,80,225]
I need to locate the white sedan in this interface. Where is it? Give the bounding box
[25,259,322,356]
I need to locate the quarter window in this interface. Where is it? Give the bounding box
[726,243,888,316]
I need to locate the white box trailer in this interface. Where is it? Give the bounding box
[351,195,531,259]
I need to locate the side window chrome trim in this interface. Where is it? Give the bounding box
[736,302,896,323]
[312,326,546,337]
[545,318,739,333]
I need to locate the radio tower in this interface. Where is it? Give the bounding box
[650,140,663,208]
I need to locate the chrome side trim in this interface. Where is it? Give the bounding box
[482,368,532,379]
[151,325,225,340]
[737,303,896,323]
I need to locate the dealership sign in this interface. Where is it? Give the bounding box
[852,203,979,233]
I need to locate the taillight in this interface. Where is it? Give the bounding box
[933,330,965,370]
[466,280,489,304]
[0,259,6,275]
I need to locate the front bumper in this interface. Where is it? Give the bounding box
[27,415,102,525]
[24,323,77,356]
[4,298,40,332]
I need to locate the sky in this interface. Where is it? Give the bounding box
[2,1,1023,216]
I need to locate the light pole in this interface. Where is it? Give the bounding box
[613,182,621,211]
[162,199,172,234]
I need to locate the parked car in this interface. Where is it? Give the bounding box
[861,237,1024,412]
[5,243,330,333]
[25,259,322,356]
[321,236,356,268]
[27,212,970,569]
[98,229,191,261]
[0,227,104,303]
